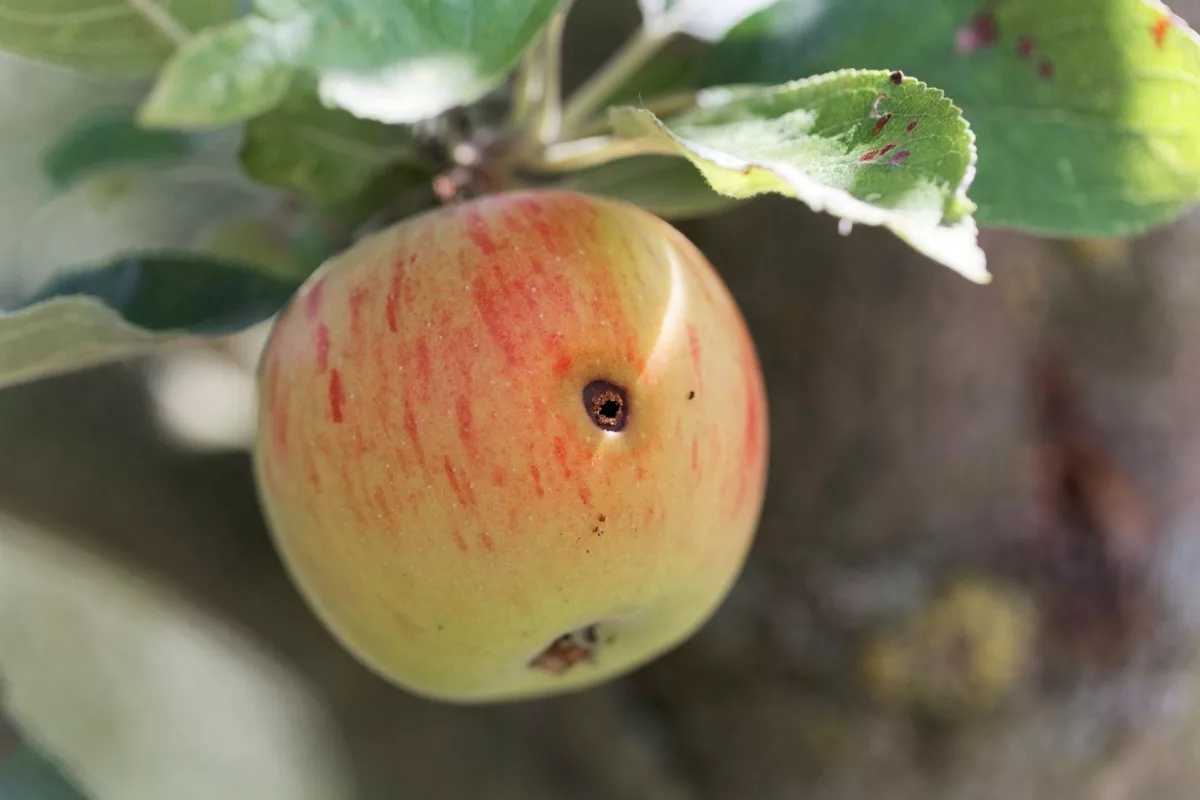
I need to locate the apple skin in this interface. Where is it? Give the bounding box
[253,189,767,702]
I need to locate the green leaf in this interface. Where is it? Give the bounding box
[0,253,301,390]
[610,70,986,280]
[239,85,419,202]
[701,0,1200,236]
[42,108,191,188]
[559,155,737,220]
[1,741,92,800]
[139,17,297,129]
[0,0,239,76]
[271,0,562,123]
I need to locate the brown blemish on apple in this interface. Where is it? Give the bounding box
[492,468,505,487]
[450,528,468,553]
[582,380,628,432]
[579,485,592,506]
[530,625,599,674]
[530,464,545,497]
[328,369,345,423]
[480,531,495,551]
[598,514,606,522]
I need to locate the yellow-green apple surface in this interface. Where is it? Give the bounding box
[253,189,768,702]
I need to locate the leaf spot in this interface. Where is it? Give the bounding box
[1038,58,1055,80]
[906,119,920,133]
[955,10,998,56]
[889,150,912,166]
[1017,35,1035,60]
[889,70,904,84]
[871,113,893,137]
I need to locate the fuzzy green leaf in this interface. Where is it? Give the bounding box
[0,253,301,389]
[0,0,238,76]
[239,85,419,202]
[139,17,296,129]
[702,0,1200,235]
[611,70,986,280]
[42,108,191,188]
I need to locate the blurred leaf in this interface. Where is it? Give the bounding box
[239,85,419,202]
[197,217,308,279]
[0,253,301,389]
[289,0,561,123]
[0,0,239,76]
[638,0,781,40]
[139,17,296,129]
[701,0,1200,235]
[0,740,92,800]
[559,155,736,219]
[143,0,561,127]
[600,55,699,108]
[611,70,986,280]
[41,109,191,188]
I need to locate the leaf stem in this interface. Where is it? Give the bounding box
[510,1,573,147]
[560,7,688,137]
[126,0,192,47]
[524,135,677,174]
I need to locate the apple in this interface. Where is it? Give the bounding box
[253,189,768,702]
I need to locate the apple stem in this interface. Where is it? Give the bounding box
[559,5,691,138]
[523,134,678,174]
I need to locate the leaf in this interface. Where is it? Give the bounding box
[1,741,93,800]
[41,108,191,188]
[0,0,239,76]
[610,70,987,281]
[701,0,1200,236]
[559,155,737,219]
[139,17,297,129]
[0,253,300,389]
[239,84,419,202]
[276,0,561,123]
[637,0,781,40]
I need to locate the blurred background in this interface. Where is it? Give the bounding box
[4,2,1200,798]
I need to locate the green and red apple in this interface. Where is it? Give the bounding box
[252,189,767,702]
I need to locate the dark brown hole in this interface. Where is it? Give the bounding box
[529,624,601,675]
[583,380,628,432]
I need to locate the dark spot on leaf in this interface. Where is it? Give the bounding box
[906,119,920,134]
[1038,59,1055,80]
[1017,35,1035,60]
[889,70,904,84]
[955,10,997,55]
[583,380,628,432]
[879,143,898,157]
[871,113,893,137]
[859,149,880,163]
[889,150,912,166]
